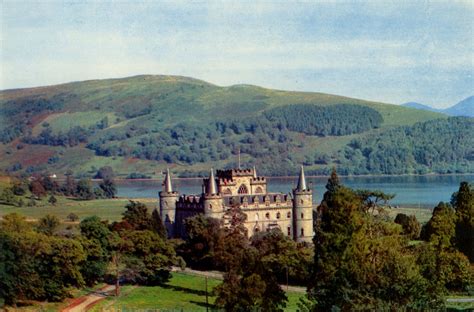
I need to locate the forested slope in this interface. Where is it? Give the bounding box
[1,75,470,177]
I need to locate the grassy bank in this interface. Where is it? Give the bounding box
[91,272,305,311]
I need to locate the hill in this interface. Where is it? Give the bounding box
[1,75,471,178]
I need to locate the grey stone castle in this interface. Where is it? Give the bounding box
[159,166,313,243]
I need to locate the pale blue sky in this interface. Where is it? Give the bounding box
[1,1,472,108]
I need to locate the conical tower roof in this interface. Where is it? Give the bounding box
[164,168,173,192]
[207,168,217,195]
[296,165,307,191]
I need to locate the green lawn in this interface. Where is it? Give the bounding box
[91,272,305,311]
[0,196,158,222]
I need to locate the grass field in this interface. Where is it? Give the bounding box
[91,272,305,311]
[0,194,432,224]
[0,196,158,222]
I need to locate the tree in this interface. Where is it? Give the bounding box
[451,182,474,262]
[0,213,31,233]
[307,172,441,310]
[395,213,421,240]
[122,201,153,231]
[48,194,57,205]
[95,166,115,180]
[118,230,178,285]
[99,178,117,198]
[37,214,60,236]
[79,216,113,285]
[420,202,456,248]
[30,180,46,198]
[0,188,16,205]
[76,178,95,200]
[151,208,167,238]
[62,171,77,196]
[0,220,86,305]
[67,212,79,222]
[181,214,223,270]
[11,180,27,196]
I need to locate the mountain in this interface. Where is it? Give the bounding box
[402,96,474,117]
[402,102,441,113]
[1,75,471,178]
[444,96,474,117]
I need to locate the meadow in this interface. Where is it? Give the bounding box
[91,272,305,312]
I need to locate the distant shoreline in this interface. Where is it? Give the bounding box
[106,172,474,182]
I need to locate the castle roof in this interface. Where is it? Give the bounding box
[164,168,173,193]
[207,168,217,195]
[296,166,307,191]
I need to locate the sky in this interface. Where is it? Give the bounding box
[1,1,472,108]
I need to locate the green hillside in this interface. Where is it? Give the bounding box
[1,75,470,178]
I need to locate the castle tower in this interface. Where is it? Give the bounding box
[203,168,224,219]
[159,168,179,238]
[292,166,313,243]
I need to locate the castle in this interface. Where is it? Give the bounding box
[159,166,313,243]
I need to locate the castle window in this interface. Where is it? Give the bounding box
[255,186,263,194]
[300,199,304,204]
[301,213,304,219]
[238,184,249,194]
[223,188,232,195]
[287,226,291,236]
[209,204,212,210]
[287,212,291,218]
[301,228,304,237]
[276,212,281,219]
[255,213,259,221]
[265,212,270,219]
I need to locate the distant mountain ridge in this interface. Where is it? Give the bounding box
[402,96,474,117]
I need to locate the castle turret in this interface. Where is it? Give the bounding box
[159,168,179,238]
[203,168,224,219]
[292,166,313,243]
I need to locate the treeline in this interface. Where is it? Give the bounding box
[0,167,117,207]
[263,104,383,136]
[337,117,474,175]
[0,201,178,305]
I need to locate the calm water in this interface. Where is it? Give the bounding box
[116,175,473,208]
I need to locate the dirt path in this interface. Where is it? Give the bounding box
[61,285,115,312]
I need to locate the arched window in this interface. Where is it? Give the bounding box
[255,213,259,221]
[301,213,304,219]
[287,212,291,218]
[287,226,291,236]
[238,184,249,194]
[265,212,270,219]
[209,204,212,210]
[300,199,304,204]
[276,212,281,219]
[301,228,304,237]
[255,186,263,194]
[223,188,232,195]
